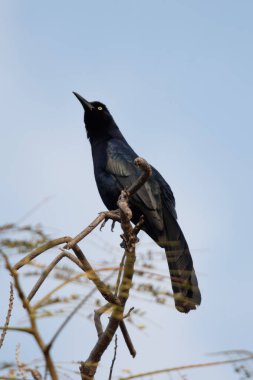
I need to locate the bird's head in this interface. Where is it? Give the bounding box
[73,92,115,141]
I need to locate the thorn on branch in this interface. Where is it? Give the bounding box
[124,307,135,319]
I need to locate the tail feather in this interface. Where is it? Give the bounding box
[165,244,201,313]
[162,217,201,313]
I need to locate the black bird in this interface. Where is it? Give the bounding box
[73,92,201,313]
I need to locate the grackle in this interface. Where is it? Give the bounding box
[73,92,201,313]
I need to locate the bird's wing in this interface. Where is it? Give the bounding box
[106,140,165,232]
[151,166,177,220]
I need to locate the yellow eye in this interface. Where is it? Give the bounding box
[98,106,103,111]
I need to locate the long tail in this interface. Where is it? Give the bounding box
[163,218,201,313]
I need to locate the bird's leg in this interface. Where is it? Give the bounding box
[120,215,144,248]
[64,210,121,250]
[100,216,117,232]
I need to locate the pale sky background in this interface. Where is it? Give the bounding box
[1,1,253,379]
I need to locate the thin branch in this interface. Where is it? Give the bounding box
[26,368,43,380]
[124,307,135,319]
[64,210,121,250]
[108,334,118,380]
[71,244,120,306]
[119,354,253,379]
[94,303,112,338]
[15,344,27,380]
[2,253,58,380]
[132,215,144,236]
[114,253,126,297]
[0,326,33,334]
[119,321,136,358]
[27,251,84,301]
[13,237,73,271]
[126,157,152,197]
[0,282,14,349]
[33,267,118,310]
[14,236,120,306]
[33,272,87,310]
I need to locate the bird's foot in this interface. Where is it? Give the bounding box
[120,236,139,248]
[100,217,108,231]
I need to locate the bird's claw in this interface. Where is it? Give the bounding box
[120,236,139,248]
[100,218,108,231]
[111,220,116,232]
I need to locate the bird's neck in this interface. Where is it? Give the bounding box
[88,121,127,146]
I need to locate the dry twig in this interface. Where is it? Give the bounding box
[2,253,58,380]
[15,344,27,380]
[0,282,14,349]
[108,334,118,380]
[119,353,253,379]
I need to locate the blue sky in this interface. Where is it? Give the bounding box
[1,1,253,379]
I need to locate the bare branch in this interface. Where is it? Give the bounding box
[27,250,84,302]
[2,253,58,380]
[13,237,73,271]
[108,334,118,380]
[132,215,144,236]
[13,236,120,306]
[71,244,120,306]
[33,272,87,310]
[119,321,136,358]
[114,252,126,297]
[0,282,14,349]
[15,344,27,380]
[94,303,112,338]
[26,368,42,380]
[119,354,253,379]
[64,210,121,250]
[0,326,32,335]
[127,157,152,197]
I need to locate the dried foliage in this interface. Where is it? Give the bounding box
[0,282,14,349]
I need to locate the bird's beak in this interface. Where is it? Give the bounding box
[73,92,94,111]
